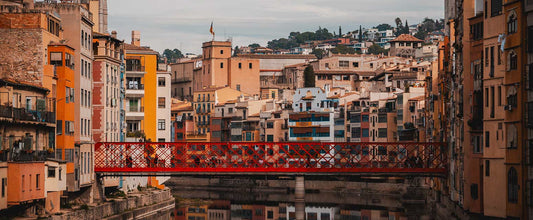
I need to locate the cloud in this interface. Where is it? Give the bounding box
[107,0,443,54]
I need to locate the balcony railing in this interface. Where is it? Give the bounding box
[126,65,145,72]
[0,150,55,162]
[128,106,144,113]
[2,106,56,123]
[126,83,144,90]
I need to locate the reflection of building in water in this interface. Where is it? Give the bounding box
[286,206,339,220]
[174,204,208,220]
[340,209,407,220]
[173,200,411,220]
[208,200,231,220]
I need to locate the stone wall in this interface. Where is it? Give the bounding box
[51,189,174,220]
[0,28,44,85]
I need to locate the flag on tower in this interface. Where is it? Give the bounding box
[209,22,215,39]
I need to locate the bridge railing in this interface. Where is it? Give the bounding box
[94,142,447,174]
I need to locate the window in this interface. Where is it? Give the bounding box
[378,114,387,123]
[157,119,165,130]
[267,122,274,128]
[485,160,490,176]
[57,120,62,135]
[483,48,488,70]
[339,61,349,67]
[158,77,166,86]
[267,135,274,142]
[485,131,490,147]
[158,97,165,108]
[362,128,369,137]
[491,0,502,17]
[22,175,24,191]
[509,52,518,70]
[508,167,519,203]
[353,62,359,67]
[220,62,224,68]
[236,84,241,91]
[378,128,387,138]
[470,22,483,40]
[508,13,517,34]
[490,46,494,77]
[249,63,252,69]
[48,167,56,178]
[70,87,74,103]
[36,174,40,189]
[50,52,62,66]
[498,86,502,106]
[471,184,479,200]
[485,88,489,107]
[1,178,5,197]
[238,63,242,68]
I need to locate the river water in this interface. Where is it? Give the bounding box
[167,177,435,220]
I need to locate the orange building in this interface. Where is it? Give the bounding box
[7,162,45,206]
[48,44,76,182]
[196,41,260,96]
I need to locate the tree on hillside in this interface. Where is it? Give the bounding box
[162,49,184,63]
[368,44,388,55]
[304,65,315,88]
[233,46,241,56]
[330,44,356,55]
[248,43,261,48]
[375,23,393,31]
[395,18,403,29]
[311,48,327,59]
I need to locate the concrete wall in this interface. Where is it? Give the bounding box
[156,70,171,142]
[52,189,174,220]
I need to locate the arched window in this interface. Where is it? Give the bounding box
[508,12,517,34]
[508,167,518,203]
[508,51,518,70]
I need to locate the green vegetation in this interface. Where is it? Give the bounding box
[368,44,388,55]
[311,48,327,59]
[329,44,356,55]
[303,65,315,88]
[267,27,334,49]
[161,48,184,63]
[374,23,393,31]
[248,43,261,48]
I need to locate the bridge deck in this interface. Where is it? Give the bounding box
[94,142,447,177]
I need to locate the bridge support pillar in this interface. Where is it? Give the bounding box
[295,175,305,220]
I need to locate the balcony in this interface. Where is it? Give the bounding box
[173,77,192,83]
[0,150,54,162]
[126,106,144,119]
[0,105,55,124]
[125,82,145,97]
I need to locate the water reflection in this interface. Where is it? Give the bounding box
[171,189,430,220]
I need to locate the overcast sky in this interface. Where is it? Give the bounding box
[108,0,444,55]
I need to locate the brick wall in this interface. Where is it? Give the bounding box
[0,28,44,85]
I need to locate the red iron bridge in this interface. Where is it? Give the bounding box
[94,142,447,177]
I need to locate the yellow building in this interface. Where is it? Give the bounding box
[124,31,159,142]
[192,86,246,140]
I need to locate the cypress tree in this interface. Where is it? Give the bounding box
[304,65,315,88]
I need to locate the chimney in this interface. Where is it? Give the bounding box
[132,30,140,46]
[111,30,117,39]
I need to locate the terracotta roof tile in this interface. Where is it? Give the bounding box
[390,34,423,42]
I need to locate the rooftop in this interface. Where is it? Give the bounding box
[390,34,423,42]
[237,54,316,59]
